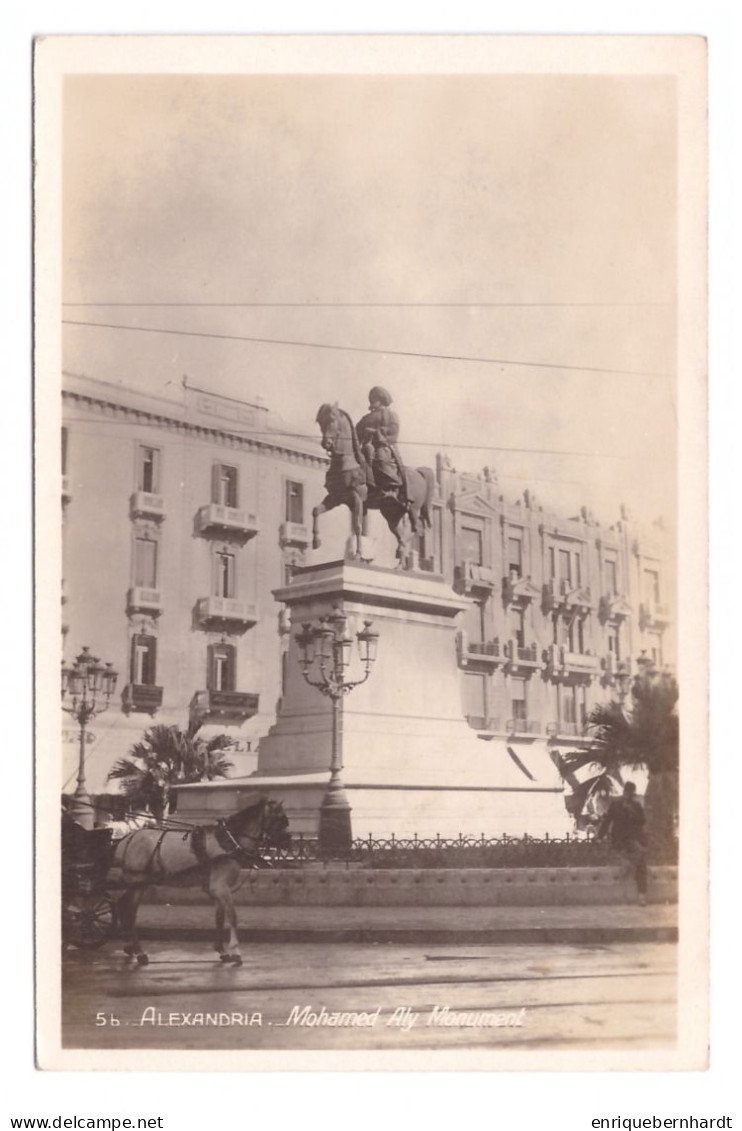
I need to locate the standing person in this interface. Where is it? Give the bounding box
[597,781,649,905]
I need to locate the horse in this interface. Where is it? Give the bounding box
[312,403,435,565]
[109,797,290,966]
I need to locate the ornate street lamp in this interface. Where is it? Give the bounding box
[61,646,118,829]
[295,607,379,853]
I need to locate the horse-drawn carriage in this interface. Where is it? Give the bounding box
[61,797,290,964]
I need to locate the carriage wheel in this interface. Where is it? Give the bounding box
[63,893,115,949]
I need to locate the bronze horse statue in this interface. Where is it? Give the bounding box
[110,797,290,966]
[312,403,435,565]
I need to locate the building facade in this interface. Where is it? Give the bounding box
[61,373,674,827]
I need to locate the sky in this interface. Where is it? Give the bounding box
[62,72,677,529]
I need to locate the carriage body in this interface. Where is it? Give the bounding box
[61,818,119,949]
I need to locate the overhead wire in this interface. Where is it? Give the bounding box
[62,318,671,379]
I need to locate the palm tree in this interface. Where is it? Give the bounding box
[561,662,679,858]
[107,721,234,822]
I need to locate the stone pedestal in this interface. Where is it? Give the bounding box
[177,560,571,838]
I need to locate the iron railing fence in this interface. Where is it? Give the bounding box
[258,831,672,869]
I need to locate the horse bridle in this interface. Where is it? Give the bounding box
[214,820,261,864]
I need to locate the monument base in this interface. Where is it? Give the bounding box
[176,560,572,838]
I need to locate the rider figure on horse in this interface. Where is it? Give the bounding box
[356,386,407,506]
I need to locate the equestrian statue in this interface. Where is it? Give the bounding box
[312,386,435,567]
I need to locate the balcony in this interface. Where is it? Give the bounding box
[197,596,258,628]
[544,579,592,612]
[505,639,541,669]
[130,490,166,520]
[279,521,310,548]
[561,650,599,675]
[127,586,163,614]
[454,561,497,597]
[191,689,260,722]
[598,591,632,622]
[457,631,503,668]
[640,600,672,629]
[123,684,164,715]
[506,718,541,736]
[196,503,259,540]
[502,571,541,605]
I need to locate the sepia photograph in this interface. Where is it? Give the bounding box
[34,34,707,1071]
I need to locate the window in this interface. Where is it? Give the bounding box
[558,549,571,585]
[214,551,235,598]
[208,644,236,692]
[507,536,522,577]
[647,636,662,667]
[460,525,483,566]
[134,537,158,588]
[607,625,621,657]
[464,599,486,644]
[61,427,68,475]
[212,463,239,508]
[130,634,157,686]
[510,677,527,721]
[138,446,160,493]
[605,557,618,594]
[463,672,487,719]
[644,569,661,604]
[549,546,556,579]
[510,607,526,647]
[285,480,304,524]
[561,685,586,729]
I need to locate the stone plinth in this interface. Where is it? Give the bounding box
[177,560,571,838]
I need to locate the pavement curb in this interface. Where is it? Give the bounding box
[137,925,677,945]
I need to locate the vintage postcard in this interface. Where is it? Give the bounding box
[34,34,707,1070]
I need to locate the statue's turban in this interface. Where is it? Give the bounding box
[369,386,393,406]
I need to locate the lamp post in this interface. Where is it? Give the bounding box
[61,646,118,829]
[295,607,379,853]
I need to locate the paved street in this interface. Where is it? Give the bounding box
[63,939,676,1052]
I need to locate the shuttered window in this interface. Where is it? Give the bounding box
[134,538,158,587]
[208,644,236,691]
[138,446,160,493]
[510,677,527,720]
[212,464,239,507]
[214,551,235,598]
[130,634,157,685]
[285,481,304,524]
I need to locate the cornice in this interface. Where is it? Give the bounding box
[62,388,328,469]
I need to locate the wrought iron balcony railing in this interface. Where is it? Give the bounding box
[122,684,164,715]
[191,689,260,722]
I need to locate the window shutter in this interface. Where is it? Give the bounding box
[144,637,157,686]
[211,464,221,504]
[226,645,236,692]
[228,467,238,508]
[207,644,215,690]
[130,635,139,683]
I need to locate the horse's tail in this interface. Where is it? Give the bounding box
[417,466,435,529]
